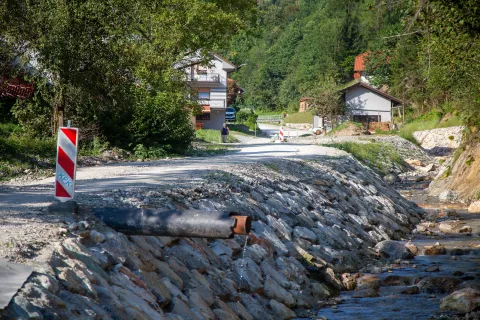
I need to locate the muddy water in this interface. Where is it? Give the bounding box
[315,182,480,320]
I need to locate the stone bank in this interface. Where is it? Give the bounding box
[1,157,422,319]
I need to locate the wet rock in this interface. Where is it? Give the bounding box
[188,290,215,320]
[141,272,172,307]
[263,276,295,307]
[311,282,331,299]
[226,301,253,320]
[213,300,240,320]
[424,244,447,255]
[381,275,411,286]
[356,275,381,291]
[417,277,461,294]
[383,174,399,184]
[170,297,200,320]
[260,259,290,289]
[162,278,188,303]
[234,257,264,293]
[459,226,473,233]
[425,265,440,272]
[446,210,459,217]
[111,285,164,319]
[240,293,274,320]
[245,244,269,264]
[352,288,379,298]
[405,241,419,255]
[213,309,240,320]
[467,201,480,213]
[90,230,106,243]
[341,273,359,291]
[401,286,419,294]
[440,288,480,313]
[269,299,296,319]
[375,240,414,260]
[293,226,317,243]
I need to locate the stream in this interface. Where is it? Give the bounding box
[315,180,480,320]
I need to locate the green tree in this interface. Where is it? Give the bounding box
[1,0,256,150]
[307,78,345,127]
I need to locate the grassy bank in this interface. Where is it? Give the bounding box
[284,112,314,124]
[399,112,463,143]
[0,123,56,180]
[326,141,405,174]
[195,129,239,143]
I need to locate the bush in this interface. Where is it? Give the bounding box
[129,88,195,153]
[133,144,167,160]
[236,109,258,130]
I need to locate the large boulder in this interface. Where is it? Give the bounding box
[440,288,480,313]
[417,277,461,294]
[424,244,447,255]
[374,240,414,260]
[468,201,480,213]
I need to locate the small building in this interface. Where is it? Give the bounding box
[341,80,402,124]
[298,97,312,113]
[185,53,236,130]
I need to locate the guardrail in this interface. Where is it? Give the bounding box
[257,115,283,123]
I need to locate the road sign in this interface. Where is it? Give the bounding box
[55,127,78,202]
[279,126,285,142]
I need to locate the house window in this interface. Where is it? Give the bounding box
[196,65,208,74]
[196,113,210,121]
[353,115,381,123]
[198,92,210,100]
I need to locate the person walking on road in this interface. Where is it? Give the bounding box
[221,123,230,143]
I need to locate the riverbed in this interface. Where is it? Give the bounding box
[315,180,480,320]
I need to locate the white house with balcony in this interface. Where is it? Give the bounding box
[185,53,236,130]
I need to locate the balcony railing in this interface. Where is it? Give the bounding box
[190,73,221,83]
[198,99,225,109]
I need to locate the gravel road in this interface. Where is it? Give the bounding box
[0,140,347,265]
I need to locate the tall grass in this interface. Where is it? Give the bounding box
[0,123,56,180]
[195,129,239,143]
[327,142,405,174]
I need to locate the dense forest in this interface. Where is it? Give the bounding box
[226,0,480,128]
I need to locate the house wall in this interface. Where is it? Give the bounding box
[200,109,226,130]
[344,86,392,122]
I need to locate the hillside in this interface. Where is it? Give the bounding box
[225,0,480,131]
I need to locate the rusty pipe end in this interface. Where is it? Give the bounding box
[231,215,252,235]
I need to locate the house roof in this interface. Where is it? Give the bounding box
[299,97,312,102]
[213,53,236,71]
[340,80,403,105]
[354,52,368,72]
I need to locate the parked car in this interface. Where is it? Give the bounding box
[225,107,236,122]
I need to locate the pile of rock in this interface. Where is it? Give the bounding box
[2,158,422,319]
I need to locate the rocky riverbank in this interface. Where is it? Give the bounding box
[316,179,480,320]
[1,156,422,319]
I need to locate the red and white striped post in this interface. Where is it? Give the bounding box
[279,127,285,142]
[55,125,79,202]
